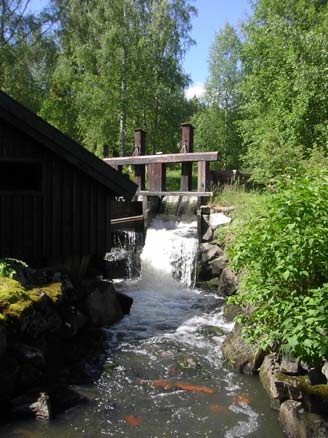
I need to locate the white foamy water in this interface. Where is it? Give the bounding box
[139,216,198,288]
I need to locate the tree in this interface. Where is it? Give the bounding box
[0,0,58,112]
[192,24,243,169]
[40,0,196,156]
[239,0,328,183]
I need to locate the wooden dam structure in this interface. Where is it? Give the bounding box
[104,124,219,232]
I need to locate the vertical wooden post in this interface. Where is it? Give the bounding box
[134,129,146,190]
[180,123,194,191]
[149,162,166,191]
[103,144,109,158]
[197,161,210,192]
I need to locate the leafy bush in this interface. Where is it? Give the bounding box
[0,258,27,279]
[229,166,328,365]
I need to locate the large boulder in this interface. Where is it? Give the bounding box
[221,324,265,374]
[217,267,238,296]
[259,354,306,410]
[84,282,123,326]
[19,293,62,339]
[279,400,328,438]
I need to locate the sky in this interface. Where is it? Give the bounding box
[28,0,251,99]
[184,0,251,99]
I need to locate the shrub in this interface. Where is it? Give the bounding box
[229,166,328,365]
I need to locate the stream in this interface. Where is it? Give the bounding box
[1,215,284,438]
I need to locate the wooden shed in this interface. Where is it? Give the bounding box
[0,91,137,267]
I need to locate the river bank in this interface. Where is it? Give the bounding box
[197,190,328,438]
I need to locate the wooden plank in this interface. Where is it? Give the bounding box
[148,163,166,191]
[139,191,213,197]
[198,161,210,192]
[111,215,144,225]
[104,151,219,166]
[111,201,142,219]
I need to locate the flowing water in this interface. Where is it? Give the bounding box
[1,215,285,438]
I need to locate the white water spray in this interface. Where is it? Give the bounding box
[139,215,198,289]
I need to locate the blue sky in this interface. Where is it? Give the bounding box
[28,0,251,98]
[184,0,251,98]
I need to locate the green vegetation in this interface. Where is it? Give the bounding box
[229,165,328,365]
[212,185,268,249]
[0,259,62,321]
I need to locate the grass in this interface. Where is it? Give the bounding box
[210,184,269,248]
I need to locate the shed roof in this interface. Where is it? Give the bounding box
[0,91,138,199]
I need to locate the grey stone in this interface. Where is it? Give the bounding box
[202,226,214,242]
[84,283,123,326]
[259,354,305,410]
[280,354,301,375]
[279,400,328,438]
[221,324,265,375]
[199,243,223,263]
[217,267,238,296]
[209,255,228,277]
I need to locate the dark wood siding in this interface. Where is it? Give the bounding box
[0,119,112,261]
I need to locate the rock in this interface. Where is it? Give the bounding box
[202,226,214,242]
[58,306,87,338]
[223,303,242,321]
[217,267,238,296]
[0,323,7,358]
[115,292,133,315]
[200,325,226,337]
[302,383,328,415]
[280,354,301,375]
[221,324,265,374]
[209,255,228,277]
[279,400,328,438]
[84,282,123,326]
[322,361,328,381]
[199,243,223,264]
[19,293,62,338]
[209,212,231,229]
[11,392,52,420]
[12,344,46,369]
[259,354,305,410]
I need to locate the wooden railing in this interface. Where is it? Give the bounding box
[103,124,219,196]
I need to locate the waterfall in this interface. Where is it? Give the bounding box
[105,230,144,279]
[139,215,198,289]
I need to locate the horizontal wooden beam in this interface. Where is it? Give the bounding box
[104,151,218,166]
[139,191,213,197]
[111,214,144,225]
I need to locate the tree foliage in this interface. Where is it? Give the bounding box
[240,0,328,183]
[39,0,196,156]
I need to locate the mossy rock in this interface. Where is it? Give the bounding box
[0,278,32,320]
[200,325,226,337]
[0,278,63,321]
[301,382,328,415]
